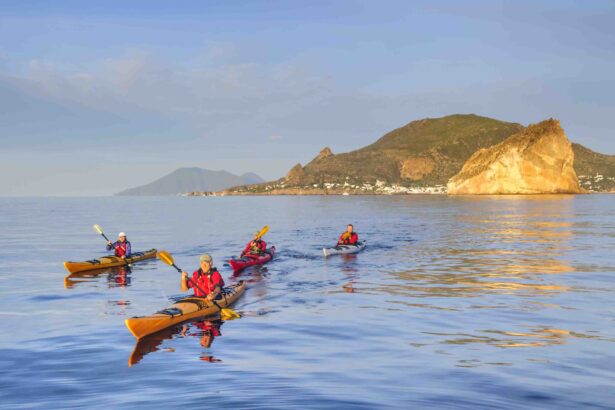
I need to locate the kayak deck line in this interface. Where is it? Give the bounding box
[323,241,366,257]
[63,248,157,274]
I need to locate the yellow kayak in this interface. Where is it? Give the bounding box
[63,249,157,274]
[125,280,246,339]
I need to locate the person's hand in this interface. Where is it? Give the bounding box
[107,241,112,246]
[181,271,188,281]
[121,255,126,259]
[206,293,216,301]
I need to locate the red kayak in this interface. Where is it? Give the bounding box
[229,247,275,272]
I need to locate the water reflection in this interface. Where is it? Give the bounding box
[129,318,224,367]
[378,198,576,299]
[64,266,132,289]
[424,326,606,348]
[369,197,594,360]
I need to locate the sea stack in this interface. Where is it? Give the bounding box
[447,119,582,195]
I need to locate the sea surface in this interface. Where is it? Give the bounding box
[0,195,614,409]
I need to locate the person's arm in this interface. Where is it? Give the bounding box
[337,233,345,245]
[125,242,132,258]
[207,273,224,300]
[260,240,267,251]
[241,242,251,256]
[207,285,222,301]
[349,234,358,245]
[181,272,191,292]
[106,241,115,251]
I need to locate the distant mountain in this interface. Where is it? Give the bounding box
[228,114,615,193]
[116,167,265,196]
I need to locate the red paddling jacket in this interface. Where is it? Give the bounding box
[106,240,132,257]
[187,268,225,297]
[338,232,359,245]
[242,239,267,256]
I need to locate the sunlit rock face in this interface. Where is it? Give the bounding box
[447,119,582,195]
[285,163,304,184]
[400,157,435,181]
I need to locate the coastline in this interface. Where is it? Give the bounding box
[181,189,609,197]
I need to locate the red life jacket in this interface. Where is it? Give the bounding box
[243,239,266,255]
[189,268,225,297]
[338,232,359,245]
[114,241,128,257]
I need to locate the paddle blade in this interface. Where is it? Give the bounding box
[157,250,175,266]
[93,224,104,235]
[220,308,241,320]
[256,225,269,239]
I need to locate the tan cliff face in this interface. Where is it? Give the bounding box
[447,119,582,195]
[285,163,304,184]
[315,147,333,161]
[400,157,435,181]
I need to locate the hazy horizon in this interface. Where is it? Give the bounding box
[2,0,615,196]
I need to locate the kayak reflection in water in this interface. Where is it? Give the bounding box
[106,232,132,259]
[241,231,267,257]
[337,224,359,246]
[107,265,131,288]
[128,319,224,366]
[180,254,224,299]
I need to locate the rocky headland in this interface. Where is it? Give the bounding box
[447,119,582,195]
[210,114,615,196]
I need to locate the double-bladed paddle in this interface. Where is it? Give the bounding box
[157,250,240,320]
[93,224,111,243]
[255,225,269,240]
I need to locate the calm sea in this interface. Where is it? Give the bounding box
[0,195,614,409]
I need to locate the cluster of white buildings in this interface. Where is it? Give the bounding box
[247,178,447,195]
[578,173,615,192]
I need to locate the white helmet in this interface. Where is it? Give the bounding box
[118,232,126,237]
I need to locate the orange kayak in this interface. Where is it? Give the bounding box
[63,249,157,274]
[125,280,246,339]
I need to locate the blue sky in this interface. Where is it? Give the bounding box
[1,0,614,195]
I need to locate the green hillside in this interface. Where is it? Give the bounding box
[573,144,615,191]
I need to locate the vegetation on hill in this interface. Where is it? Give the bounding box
[573,144,615,191]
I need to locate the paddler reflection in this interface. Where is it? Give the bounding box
[107,265,131,287]
[129,318,224,366]
[181,318,223,349]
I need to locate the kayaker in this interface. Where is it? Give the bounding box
[181,254,224,300]
[106,232,132,259]
[337,224,359,245]
[240,232,267,257]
